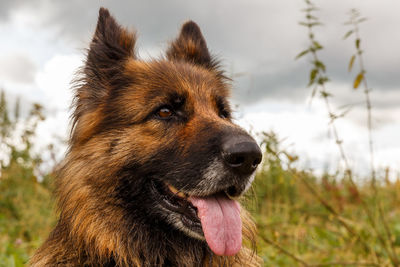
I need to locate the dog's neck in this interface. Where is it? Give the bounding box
[31,196,259,267]
[58,214,213,266]
[31,155,260,266]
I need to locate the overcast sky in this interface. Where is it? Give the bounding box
[0,0,399,179]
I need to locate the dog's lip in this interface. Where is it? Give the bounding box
[154,181,203,232]
[167,184,188,199]
[166,183,240,200]
[162,183,198,217]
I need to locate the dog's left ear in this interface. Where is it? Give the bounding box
[166,21,213,68]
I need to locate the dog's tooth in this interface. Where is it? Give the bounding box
[167,184,188,198]
[168,185,179,194]
[177,191,186,198]
[227,195,238,200]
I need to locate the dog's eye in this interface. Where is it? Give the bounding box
[157,107,173,119]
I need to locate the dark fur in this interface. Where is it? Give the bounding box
[31,8,261,267]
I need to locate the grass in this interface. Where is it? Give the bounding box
[0,131,399,266]
[248,132,400,266]
[0,161,55,267]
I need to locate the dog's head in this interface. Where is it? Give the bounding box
[69,8,261,257]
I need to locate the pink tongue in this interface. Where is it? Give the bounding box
[190,195,242,256]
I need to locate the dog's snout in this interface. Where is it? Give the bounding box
[222,135,262,175]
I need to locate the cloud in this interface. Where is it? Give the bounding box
[1,0,399,107]
[237,99,400,178]
[0,53,37,84]
[0,0,20,21]
[35,54,82,112]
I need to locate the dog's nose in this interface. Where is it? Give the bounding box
[222,134,262,175]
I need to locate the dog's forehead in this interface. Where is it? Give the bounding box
[124,59,230,102]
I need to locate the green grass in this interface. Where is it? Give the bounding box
[247,133,400,266]
[1,134,399,266]
[252,167,400,266]
[0,161,55,267]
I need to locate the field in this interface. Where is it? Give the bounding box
[1,124,399,266]
[250,133,400,266]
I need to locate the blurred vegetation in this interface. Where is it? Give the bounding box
[1,89,399,266]
[249,132,400,266]
[0,2,399,266]
[252,1,400,266]
[0,91,55,267]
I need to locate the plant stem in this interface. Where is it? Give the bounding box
[349,12,399,265]
[352,20,376,186]
[260,235,310,267]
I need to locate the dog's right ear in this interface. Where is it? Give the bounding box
[72,8,136,145]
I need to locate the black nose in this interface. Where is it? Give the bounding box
[222,134,262,175]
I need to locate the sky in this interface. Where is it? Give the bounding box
[0,0,399,179]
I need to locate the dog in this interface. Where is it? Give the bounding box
[31,7,262,267]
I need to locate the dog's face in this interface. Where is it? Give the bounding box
[71,8,261,257]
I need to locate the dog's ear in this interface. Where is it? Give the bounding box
[166,21,213,68]
[72,8,136,145]
[85,7,136,81]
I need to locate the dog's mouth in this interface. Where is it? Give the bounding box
[154,181,242,256]
[154,181,203,233]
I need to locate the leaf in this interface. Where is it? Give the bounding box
[298,22,321,27]
[314,60,326,72]
[295,49,310,60]
[343,30,354,39]
[348,55,356,72]
[355,38,360,49]
[317,76,329,85]
[329,112,338,122]
[358,17,367,23]
[320,90,332,98]
[335,139,343,145]
[353,72,364,89]
[301,7,318,12]
[308,69,318,86]
[313,41,323,50]
[310,22,322,27]
[306,15,318,21]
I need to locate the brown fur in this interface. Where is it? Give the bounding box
[31,8,262,267]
